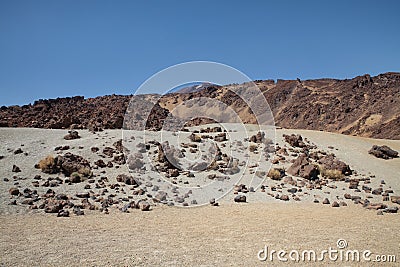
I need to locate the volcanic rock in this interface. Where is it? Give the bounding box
[322,198,330,204]
[138,201,151,211]
[287,155,319,180]
[368,145,398,159]
[234,195,246,203]
[9,187,20,196]
[318,154,352,175]
[116,174,138,186]
[12,165,21,172]
[64,130,80,140]
[283,134,306,148]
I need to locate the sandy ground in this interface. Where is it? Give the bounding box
[1,203,399,266]
[0,126,399,266]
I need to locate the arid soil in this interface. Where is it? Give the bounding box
[1,203,399,266]
[0,126,399,266]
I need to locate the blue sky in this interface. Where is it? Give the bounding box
[0,0,399,106]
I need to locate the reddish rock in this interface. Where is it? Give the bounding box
[287,155,319,180]
[283,134,306,148]
[138,201,151,211]
[318,154,352,175]
[9,187,20,196]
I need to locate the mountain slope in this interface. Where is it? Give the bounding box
[0,72,399,139]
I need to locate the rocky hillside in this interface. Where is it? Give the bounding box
[264,72,400,140]
[0,72,399,139]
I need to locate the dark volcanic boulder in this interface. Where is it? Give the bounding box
[283,134,306,148]
[64,130,80,140]
[318,154,352,175]
[368,145,398,159]
[287,154,319,180]
[250,131,266,143]
[57,153,91,177]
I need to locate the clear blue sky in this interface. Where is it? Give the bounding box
[0,0,399,106]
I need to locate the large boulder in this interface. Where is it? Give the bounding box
[287,154,319,180]
[64,130,80,140]
[368,145,398,159]
[318,154,352,175]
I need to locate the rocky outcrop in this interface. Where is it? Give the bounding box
[287,154,319,180]
[368,145,398,159]
[318,154,352,175]
[37,153,91,177]
[1,72,399,139]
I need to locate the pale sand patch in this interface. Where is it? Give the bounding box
[1,203,399,266]
[364,114,383,127]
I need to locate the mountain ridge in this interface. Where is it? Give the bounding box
[0,72,399,139]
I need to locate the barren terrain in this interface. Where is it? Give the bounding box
[0,126,399,266]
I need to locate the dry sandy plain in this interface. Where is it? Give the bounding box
[0,126,399,266]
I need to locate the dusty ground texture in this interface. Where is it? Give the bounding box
[1,203,399,266]
[0,126,399,266]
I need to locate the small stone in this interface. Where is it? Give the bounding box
[153,191,167,202]
[390,196,400,204]
[76,192,90,198]
[73,207,84,216]
[12,165,21,173]
[21,199,33,205]
[322,198,330,204]
[280,195,289,201]
[372,188,383,195]
[56,193,68,200]
[377,210,383,215]
[57,209,70,217]
[14,148,23,154]
[383,207,398,213]
[95,159,106,168]
[344,193,352,199]
[234,195,246,203]
[287,188,297,194]
[64,130,80,140]
[9,187,19,196]
[209,198,216,205]
[139,201,151,211]
[70,173,82,183]
[175,196,184,203]
[120,204,131,213]
[331,201,339,207]
[348,180,359,189]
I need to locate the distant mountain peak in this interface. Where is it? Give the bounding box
[171,82,218,94]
